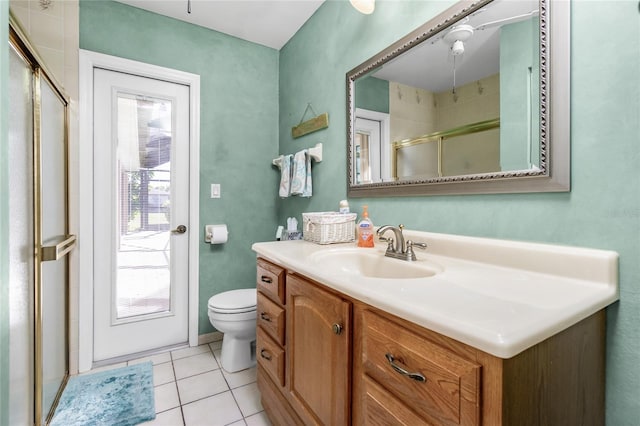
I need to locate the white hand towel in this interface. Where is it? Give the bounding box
[291,150,312,197]
[303,150,312,197]
[278,154,293,198]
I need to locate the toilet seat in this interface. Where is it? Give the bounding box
[208,288,256,314]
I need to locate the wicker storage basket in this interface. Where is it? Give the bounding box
[302,212,357,245]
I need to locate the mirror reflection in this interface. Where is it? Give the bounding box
[351,0,541,185]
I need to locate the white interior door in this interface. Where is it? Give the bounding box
[354,117,382,184]
[354,108,391,184]
[93,68,190,362]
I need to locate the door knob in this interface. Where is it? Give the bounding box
[171,225,187,234]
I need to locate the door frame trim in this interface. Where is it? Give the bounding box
[78,50,200,372]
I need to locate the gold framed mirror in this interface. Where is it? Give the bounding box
[346,0,570,197]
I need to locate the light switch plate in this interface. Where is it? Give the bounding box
[211,184,221,198]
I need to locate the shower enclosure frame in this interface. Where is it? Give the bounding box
[9,15,75,426]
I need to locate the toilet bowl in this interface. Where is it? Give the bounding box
[208,288,257,373]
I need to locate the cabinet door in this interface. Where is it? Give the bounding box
[287,274,351,425]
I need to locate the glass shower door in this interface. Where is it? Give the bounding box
[38,75,70,425]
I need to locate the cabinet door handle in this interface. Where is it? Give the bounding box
[260,276,273,284]
[260,349,272,361]
[332,323,343,335]
[260,312,271,322]
[385,353,426,383]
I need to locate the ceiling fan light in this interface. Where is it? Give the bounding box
[350,0,375,15]
[451,39,465,56]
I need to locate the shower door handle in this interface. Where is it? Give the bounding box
[41,234,77,261]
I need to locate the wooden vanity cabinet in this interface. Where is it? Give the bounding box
[256,259,352,426]
[256,257,607,426]
[256,259,298,424]
[353,303,606,426]
[286,273,351,425]
[353,306,481,425]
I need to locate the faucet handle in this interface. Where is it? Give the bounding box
[405,240,427,261]
[406,240,427,250]
[379,236,394,251]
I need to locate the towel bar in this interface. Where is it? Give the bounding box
[272,142,322,169]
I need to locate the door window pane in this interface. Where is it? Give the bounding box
[116,94,173,319]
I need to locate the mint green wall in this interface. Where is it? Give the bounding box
[279,1,640,423]
[80,0,280,334]
[355,76,389,113]
[0,1,10,424]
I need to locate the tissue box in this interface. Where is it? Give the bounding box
[302,212,357,245]
[284,230,303,240]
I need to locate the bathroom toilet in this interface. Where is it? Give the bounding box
[208,288,257,373]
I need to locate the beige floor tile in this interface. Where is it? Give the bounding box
[177,369,229,405]
[183,391,243,426]
[232,382,263,418]
[208,340,223,352]
[245,411,271,426]
[142,407,184,426]
[171,345,211,361]
[173,351,218,380]
[153,362,175,386]
[129,351,172,366]
[222,366,257,389]
[155,382,180,413]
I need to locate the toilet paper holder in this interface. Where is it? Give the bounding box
[204,224,229,244]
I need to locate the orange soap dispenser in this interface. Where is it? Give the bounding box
[357,205,375,248]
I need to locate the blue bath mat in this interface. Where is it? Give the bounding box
[50,362,155,426]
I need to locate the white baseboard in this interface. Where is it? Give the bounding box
[198,331,223,345]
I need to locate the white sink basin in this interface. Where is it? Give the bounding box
[252,231,619,358]
[309,248,442,279]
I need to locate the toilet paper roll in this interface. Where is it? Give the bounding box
[208,224,228,244]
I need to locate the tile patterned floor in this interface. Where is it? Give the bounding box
[93,342,271,426]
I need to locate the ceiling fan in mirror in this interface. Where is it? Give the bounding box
[437,8,539,98]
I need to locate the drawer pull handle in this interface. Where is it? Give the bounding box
[385,353,426,383]
[260,276,273,284]
[260,349,272,361]
[260,312,272,322]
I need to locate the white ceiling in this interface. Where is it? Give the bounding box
[114,0,325,50]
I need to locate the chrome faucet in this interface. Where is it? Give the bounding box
[376,224,427,261]
[377,224,405,254]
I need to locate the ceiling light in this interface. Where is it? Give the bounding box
[451,40,465,56]
[350,0,375,15]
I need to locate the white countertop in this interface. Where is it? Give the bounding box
[251,230,619,359]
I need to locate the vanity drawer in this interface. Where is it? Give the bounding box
[257,327,285,387]
[257,258,285,304]
[257,292,285,345]
[360,375,428,426]
[360,309,481,426]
